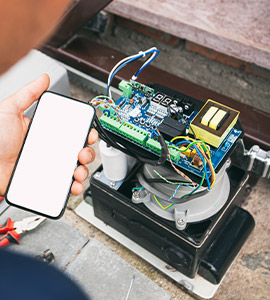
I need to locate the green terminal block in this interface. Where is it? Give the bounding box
[98,105,116,115]
[146,139,181,162]
[119,80,132,98]
[119,123,149,145]
[146,138,162,154]
[168,146,181,162]
[99,113,122,132]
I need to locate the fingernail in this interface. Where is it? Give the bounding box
[83,168,88,179]
[87,151,93,163]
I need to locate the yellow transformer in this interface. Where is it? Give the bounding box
[189,99,240,148]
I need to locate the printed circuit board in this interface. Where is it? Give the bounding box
[99,80,242,181]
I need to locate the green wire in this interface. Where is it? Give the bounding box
[153,170,193,186]
[153,195,175,210]
[132,187,145,191]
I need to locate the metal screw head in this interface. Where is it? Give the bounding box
[184,104,189,111]
[177,218,185,226]
[132,191,140,200]
[252,145,260,153]
[110,181,115,187]
[94,172,100,179]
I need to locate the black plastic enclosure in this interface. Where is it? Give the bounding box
[87,164,254,284]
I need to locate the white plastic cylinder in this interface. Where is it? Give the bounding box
[99,140,128,181]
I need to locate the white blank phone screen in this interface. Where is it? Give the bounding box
[7,92,95,218]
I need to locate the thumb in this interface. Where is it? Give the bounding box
[10,74,50,111]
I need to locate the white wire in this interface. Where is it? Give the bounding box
[107,47,158,99]
[132,48,158,80]
[107,53,139,99]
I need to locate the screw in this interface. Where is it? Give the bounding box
[177,218,185,227]
[184,105,189,111]
[252,145,260,153]
[133,191,140,200]
[94,172,100,179]
[110,181,115,187]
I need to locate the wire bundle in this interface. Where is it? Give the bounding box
[169,136,216,190]
[106,47,160,99]
[90,95,123,121]
[147,137,215,210]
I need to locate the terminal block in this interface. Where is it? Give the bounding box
[119,123,149,145]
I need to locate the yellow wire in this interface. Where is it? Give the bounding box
[153,195,174,210]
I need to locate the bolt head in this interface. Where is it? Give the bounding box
[133,191,140,200]
[177,218,185,226]
[252,145,260,153]
[94,172,100,179]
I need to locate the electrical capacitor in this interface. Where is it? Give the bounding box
[99,140,128,181]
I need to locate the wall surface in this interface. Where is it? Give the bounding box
[85,21,270,114]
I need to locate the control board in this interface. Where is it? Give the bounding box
[99,80,242,181]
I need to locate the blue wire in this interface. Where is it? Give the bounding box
[107,49,160,95]
[107,54,143,94]
[134,50,160,78]
[168,184,183,201]
[152,129,159,136]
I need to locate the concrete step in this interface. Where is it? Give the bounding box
[65,239,171,300]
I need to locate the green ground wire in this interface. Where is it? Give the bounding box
[153,169,194,185]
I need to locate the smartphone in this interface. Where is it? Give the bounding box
[6,91,95,219]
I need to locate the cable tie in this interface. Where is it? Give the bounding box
[138,51,146,57]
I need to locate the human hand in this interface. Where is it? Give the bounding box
[0,74,98,196]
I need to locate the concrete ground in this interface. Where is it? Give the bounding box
[64,77,270,300]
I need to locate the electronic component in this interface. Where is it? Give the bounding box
[151,93,173,114]
[182,99,194,115]
[130,80,154,97]
[99,140,128,181]
[157,117,186,141]
[190,99,239,147]
[119,80,132,98]
[98,81,242,182]
[191,153,203,168]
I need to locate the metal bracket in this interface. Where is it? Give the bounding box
[231,140,270,178]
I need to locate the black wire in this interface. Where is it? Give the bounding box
[157,132,168,165]
[94,117,132,155]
